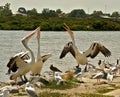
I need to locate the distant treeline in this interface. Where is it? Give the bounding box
[0,3,120,31]
[0,16,120,31]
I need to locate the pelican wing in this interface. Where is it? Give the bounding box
[83,42,111,58]
[99,44,111,57]
[59,42,75,59]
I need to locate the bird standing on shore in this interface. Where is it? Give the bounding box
[9,27,52,82]
[92,71,105,84]
[10,27,39,81]
[50,64,62,76]
[60,23,111,67]
[25,82,38,97]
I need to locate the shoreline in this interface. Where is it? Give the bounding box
[0,73,120,97]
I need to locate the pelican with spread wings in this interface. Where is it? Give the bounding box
[59,23,111,65]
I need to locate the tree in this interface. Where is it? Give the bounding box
[111,11,120,18]
[69,9,86,18]
[56,9,62,16]
[0,3,12,16]
[42,8,57,17]
[91,10,103,18]
[27,8,38,17]
[4,3,10,9]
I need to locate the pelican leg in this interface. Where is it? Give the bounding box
[84,64,88,72]
[24,75,28,82]
[20,75,26,83]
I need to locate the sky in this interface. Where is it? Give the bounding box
[0,0,120,14]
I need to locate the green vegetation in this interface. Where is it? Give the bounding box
[97,88,114,94]
[0,3,120,31]
[0,16,120,31]
[39,92,70,97]
[38,92,113,97]
[44,79,78,90]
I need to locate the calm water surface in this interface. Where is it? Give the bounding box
[0,30,120,81]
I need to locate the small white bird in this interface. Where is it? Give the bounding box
[25,82,38,97]
[54,72,62,82]
[0,88,10,97]
[110,59,120,75]
[107,72,113,82]
[93,71,105,84]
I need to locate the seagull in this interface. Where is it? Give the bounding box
[54,72,64,85]
[92,71,105,84]
[50,64,62,76]
[25,82,38,97]
[98,60,108,69]
[59,23,111,66]
[110,58,120,75]
[54,72,63,82]
[0,88,10,97]
[50,64,62,73]
[107,71,113,83]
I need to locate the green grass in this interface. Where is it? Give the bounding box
[39,91,70,97]
[97,87,115,94]
[15,93,27,96]
[76,93,113,97]
[38,92,113,97]
[44,78,78,90]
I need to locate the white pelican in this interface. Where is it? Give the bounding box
[25,82,38,97]
[10,27,39,81]
[30,27,43,76]
[7,52,51,82]
[60,23,111,66]
[10,27,51,82]
[7,51,29,74]
[0,88,10,97]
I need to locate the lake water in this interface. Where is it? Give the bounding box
[0,30,120,81]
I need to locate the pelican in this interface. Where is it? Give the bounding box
[60,23,111,66]
[7,51,29,74]
[7,52,51,82]
[7,51,51,74]
[10,27,39,81]
[10,27,51,82]
[25,82,38,97]
[30,27,43,76]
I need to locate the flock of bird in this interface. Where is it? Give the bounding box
[4,23,120,97]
